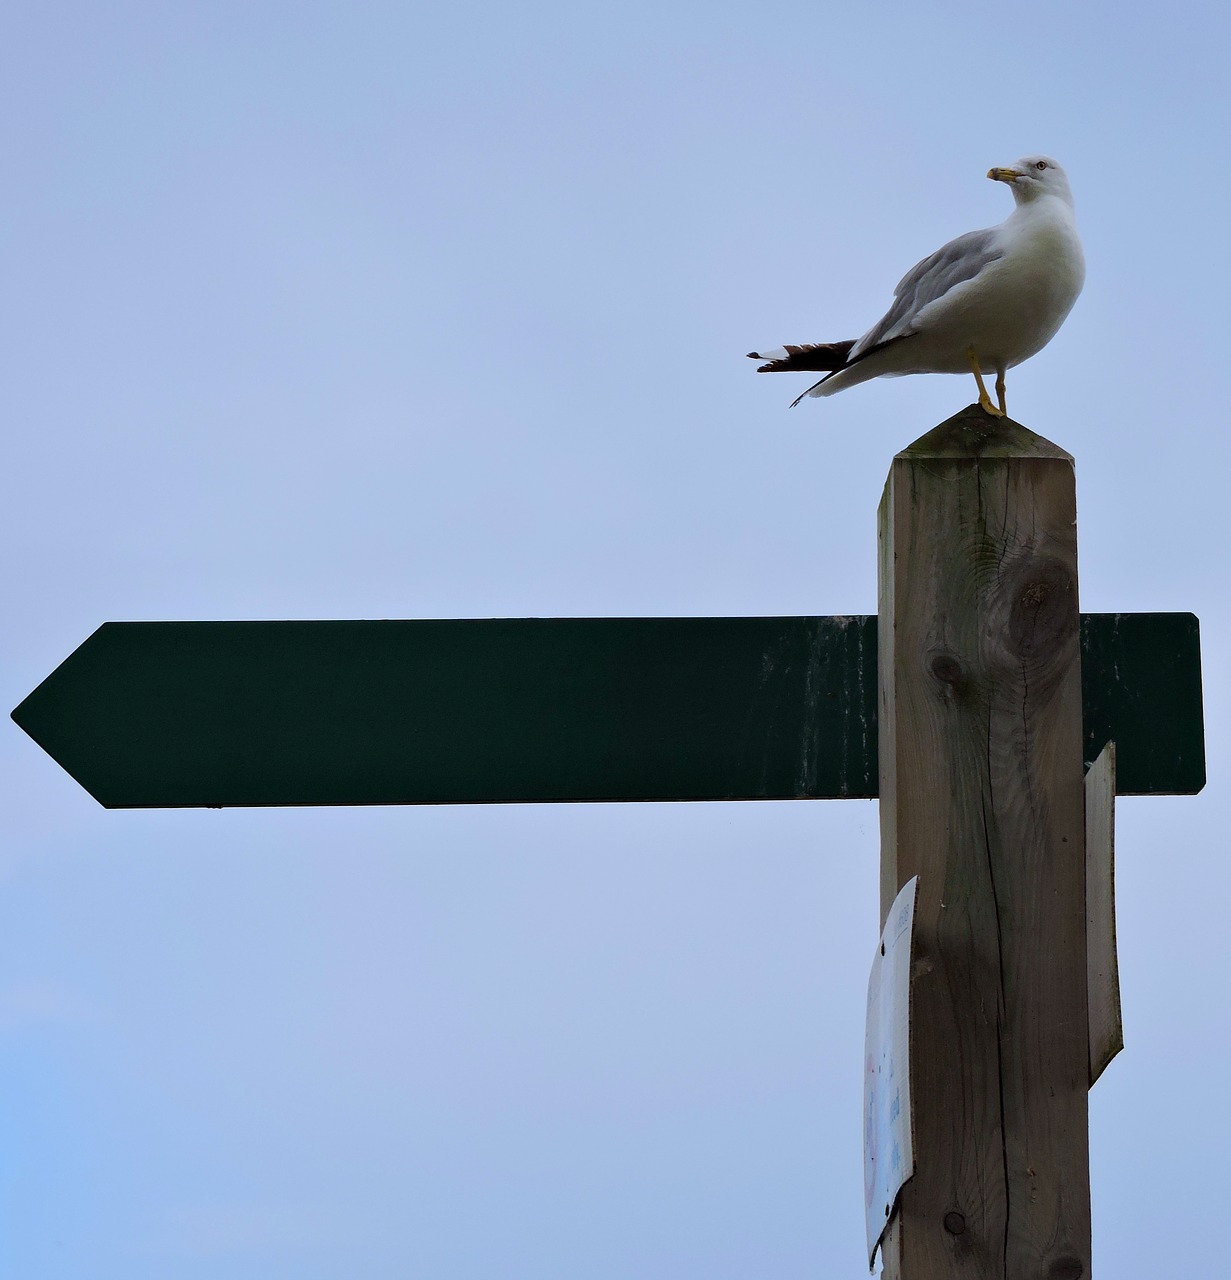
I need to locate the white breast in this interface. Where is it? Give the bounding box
[915,196,1085,371]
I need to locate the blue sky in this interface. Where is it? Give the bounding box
[3,3,1228,1276]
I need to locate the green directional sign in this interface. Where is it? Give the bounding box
[11,613,1204,809]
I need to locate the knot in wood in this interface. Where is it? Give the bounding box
[1008,558,1076,658]
[1047,1258,1083,1280]
[1003,558,1080,696]
[942,1210,966,1235]
[929,652,965,690]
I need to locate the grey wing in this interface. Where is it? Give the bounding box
[849,228,1004,359]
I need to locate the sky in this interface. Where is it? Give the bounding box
[3,2,1228,1276]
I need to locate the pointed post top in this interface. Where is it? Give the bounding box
[898,404,1073,462]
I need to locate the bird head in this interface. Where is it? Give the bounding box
[987,156,1074,206]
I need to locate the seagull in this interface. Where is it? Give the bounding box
[748,156,1084,416]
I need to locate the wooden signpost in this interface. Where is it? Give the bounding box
[11,406,1207,1278]
[876,410,1090,1278]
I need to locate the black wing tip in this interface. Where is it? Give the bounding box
[745,341,857,375]
[747,349,787,373]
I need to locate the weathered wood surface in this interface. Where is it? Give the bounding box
[877,406,1090,1279]
[1085,743,1123,1085]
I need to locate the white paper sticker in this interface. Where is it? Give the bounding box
[863,875,918,1269]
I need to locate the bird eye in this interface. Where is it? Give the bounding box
[1035,160,1048,170]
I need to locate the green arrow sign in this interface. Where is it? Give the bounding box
[11,613,1203,809]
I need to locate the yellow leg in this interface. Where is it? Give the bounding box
[995,369,1007,416]
[966,348,1004,417]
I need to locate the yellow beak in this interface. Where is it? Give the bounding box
[987,167,1022,183]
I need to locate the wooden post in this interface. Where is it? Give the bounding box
[877,407,1091,1279]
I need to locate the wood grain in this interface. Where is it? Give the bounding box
[877,406,1091,1279]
